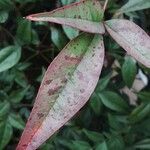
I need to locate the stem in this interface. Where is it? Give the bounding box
[103,0,109,11]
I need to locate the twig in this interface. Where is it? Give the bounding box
[103,0,109,11]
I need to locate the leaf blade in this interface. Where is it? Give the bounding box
[17,33,104,150]
[105,19,150,68]
[26,0,105,34]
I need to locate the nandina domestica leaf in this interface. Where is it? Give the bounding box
[26,0,105,34]
[105,19,150,68]
[17,33,104,150]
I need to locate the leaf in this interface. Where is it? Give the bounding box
[8,113,25,130]
[50,26,68,50]
[134,139,150,149]
[17,33,104,150]
[122,56,137,88]
[129,103,150,123]
[99,91,129,113]
[0,101,10,117]
[119,0,150,13]
[95,141,108,150]
[0,11,8,23]
[0,46,21,72]
[105,19,150,68]
[71,141,91,150]
[138,91,150,103]
[26,0,105,34]
[62,26,79,40]
[0,122,13,150]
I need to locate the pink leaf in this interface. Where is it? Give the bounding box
[105,19,150,68]
[26,0,105,34]
[17,33,104,150]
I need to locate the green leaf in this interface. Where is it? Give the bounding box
[95,141,108,150]
[0,46,21,72]
[129,103,150,123]
[0,122,13,150]
[71,141,91,150]
[16,19,32,44]
[89,92,103,116]
[8,113,25,130]
[62,26,79,40]
[138,91,150,103]
[0,101,10,117]
[119,0,150,13]
[61,0,77,5]
[17,33,104,149]
[99,91,129,113]
[134,139,150,149]
[83,129,104,143]
[0,11,8,23]
[122,56,137,88]
[105,19,150,68]
[50,26,68,50]
[26,0,105,34]
[9,86,30,103]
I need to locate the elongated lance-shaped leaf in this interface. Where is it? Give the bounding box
[26,0,105,34]
[17,33,104,150]
[105,19,150,68]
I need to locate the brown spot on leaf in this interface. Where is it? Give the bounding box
[37,113,45,119]
[45,79,52,85]
[48,86,62,95]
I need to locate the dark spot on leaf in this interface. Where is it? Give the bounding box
[45,79,52,85]
[80,89,85,93]
[48,86,62,95]
[37,113,45,119]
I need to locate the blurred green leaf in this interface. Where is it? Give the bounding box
[50,26,68,50]
[8,113,25,130]
[0,46,21,73]
[138,91,150,103]
[134,139,150,149]
[71,141,91,150]
[122,56,137,88]
[119,0,150,13]
[0,11,8,23]
[99,91,129,113]
[0,122,13,150]
[95,141,108,150]
[0,101,10,118]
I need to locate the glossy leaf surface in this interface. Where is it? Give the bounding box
[17,33,104,150]
[105,19,150,68]
[26,0,105,34]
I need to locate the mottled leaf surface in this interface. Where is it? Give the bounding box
[105,19,150,68]
[26,0,105,34]
[17,33,104,150]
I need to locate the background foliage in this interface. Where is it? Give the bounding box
[0,0,150,149]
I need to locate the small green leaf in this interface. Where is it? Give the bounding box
[134,139,150,149]
[0,122,13,150]
[0,101,10,117]
[129,103,150,123]
[62,26,79,40]
[99,91,129,113]
[89,92,103,116]
[16,19,32,44]
[50,26,68,50]
[138,91,150,103]
[0,11,8,23]
[8,113,25,130]
[122,56,137,88]
[71,141,91,150]
[119,0,150,13]
[83,129,104,143]
[95,141,108,150]
[0,46,21,72]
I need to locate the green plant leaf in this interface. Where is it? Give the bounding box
[17,33,104,150]
[129,103,150,123]
[138,91,150,103]
[50,26,68,50]
[26,0,105,34]
[122,56,137,88]
[8,113,25,130]
[99,91,129,113]
[0,101,10,118]
[119,0,150,13]
[134,139,150,149]
[71,141,91,150]
[105,19,150,68]
[95,141,108,150]
[0,46,21,72]
[0,122,13,150]
[0,11,8,23]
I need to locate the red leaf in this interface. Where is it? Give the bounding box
[17,33,104,150]
[26,0,105,34]
[105,19,150,68]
